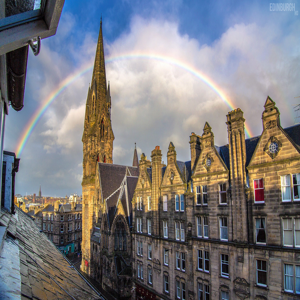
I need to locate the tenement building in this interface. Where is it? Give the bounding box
[41,201,82,255]
[81,22,300,300]
[132,98,300,300]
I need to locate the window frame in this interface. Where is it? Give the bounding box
[163,195,168,211]
[220,217,228,241]
[163,248,169,266]
[148,244,152,260]
[256,260,267,287]
[255,217,266,244]
[164,274,169,293]
[147,219,151,235]
[180,194,184,211]
[254,178,265,203]
[148,196,151,210]
[163,220,168,238]
[219,183,227,205]
[221,254,229,278]
[175,194,179,211]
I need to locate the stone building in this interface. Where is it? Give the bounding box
[132,98,300,300]
[42,201,82,255]
[81,21,300,300]
[81,20,141,299]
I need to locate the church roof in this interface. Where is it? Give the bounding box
[98,163,139,229]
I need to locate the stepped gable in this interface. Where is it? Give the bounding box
[0,207,100,299]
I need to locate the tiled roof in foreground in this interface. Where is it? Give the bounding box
[0,207,101,300]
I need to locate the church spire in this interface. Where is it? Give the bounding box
[92,18,107,91]
[133,143,139,167]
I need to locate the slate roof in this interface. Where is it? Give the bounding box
[285,124,300,148]
[98,163,139,229]
[60,204,82,213]
[0,207,101,300]
[42,205,55,212]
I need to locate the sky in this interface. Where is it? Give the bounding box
[4,0,300,197]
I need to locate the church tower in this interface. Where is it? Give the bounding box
[81,20,114,274]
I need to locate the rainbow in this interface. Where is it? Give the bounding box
[15,53,253,157]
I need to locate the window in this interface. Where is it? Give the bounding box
[284,264,300,294]
[256,260,267,287]
[48,214,50,220]
[147,219,151,235]
[196,186,207,205]
[197,250,209,273]
[283,218,300,247]
[196,186,201,205]
[176,280,186,299]
[176,252,186,272]
[220,217,228,241]
[282,175,291,201]
[148,268,152,285]
[219,183,227,204]
[176,280,180,299]
[68,224,72,231]
[164,274,169,293]
[137,263,144,279]
[163,221,168,238]
[197,217,209,238]
[137,241,143,256]
[175,195,179,211]
[148,196,151,210]
[281,174,300,202]
[75,214,77,220]
[60,225,64,233]
[255,218,266,244]
[51,224,53,232]
[137,264,141,278]
[51,214,53,221]
[148,244,152,260]
[221,254,229,278]
[221,291,229,300]
[175,222,185,241]
[137,218,142,233]
[198,283,210,300]
[254,179,264,203]
[43,223,46,230]
[293,174,300,200]
[180,194,184,211]
[60,236,64,245]
[163,195,168,211]
[60,215,64,221]
[164,248,169,266]
[181,282,186,300]
[136,197,143,210]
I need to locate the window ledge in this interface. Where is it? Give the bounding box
[219,275,231,281]
[255,283,268,290]
[253,202,265,205]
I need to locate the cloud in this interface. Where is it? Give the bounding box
[5,8,299,196]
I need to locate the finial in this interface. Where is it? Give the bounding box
[135,142,136,149]
[100,15,102,26]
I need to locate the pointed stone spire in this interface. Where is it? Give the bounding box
[133,143,139,167]
[92,18,107,98]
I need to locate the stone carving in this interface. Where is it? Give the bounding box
[233,277,250,299]
[265,120,276,129]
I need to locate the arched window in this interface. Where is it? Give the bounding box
[114,218,127,251]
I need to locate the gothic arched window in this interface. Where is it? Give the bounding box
[114,218,127,251]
